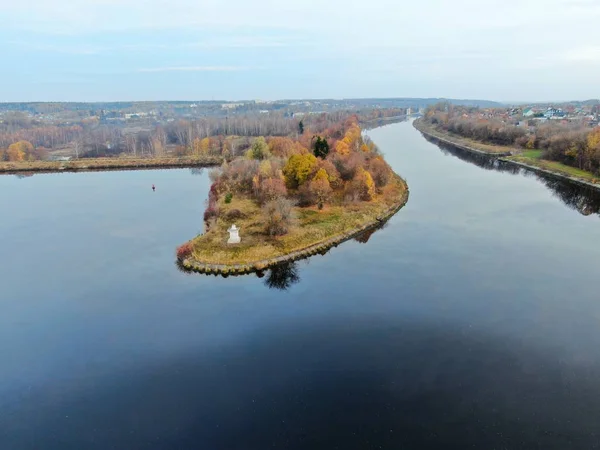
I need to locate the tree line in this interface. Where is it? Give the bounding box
[424,104,600,175]
[0,109,405,162]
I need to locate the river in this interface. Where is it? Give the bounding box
[1,121,600,449]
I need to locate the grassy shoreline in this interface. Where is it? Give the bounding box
[179,175,409,275]
[0,155,223,174]
[414,119,600,187]
[413,119,514,155]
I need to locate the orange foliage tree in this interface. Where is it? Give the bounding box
[309,168,333,209]
[6,140,34,161]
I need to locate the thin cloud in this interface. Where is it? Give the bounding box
[137,66,249,72]
[9,40,103,55]
[186,37,291,49]
[563,46,600,63]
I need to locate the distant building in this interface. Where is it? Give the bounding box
[544,107,565,119]
[523,108,535,117]
[221,103,244,110]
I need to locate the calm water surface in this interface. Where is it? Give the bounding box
[2,121,600,449]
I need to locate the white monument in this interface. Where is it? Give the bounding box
[227,224,241,244]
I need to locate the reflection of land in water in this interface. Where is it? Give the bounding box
[262,261,300,291]
[189,168,205,176]
[176,224,389,290]
[261,223,390,290]
[428,136,600,218]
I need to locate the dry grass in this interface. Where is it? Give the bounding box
[506,155,600,183]
[189,177,406,265]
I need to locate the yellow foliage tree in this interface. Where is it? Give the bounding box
[200,137,211,154]
[192,138,202,156]
[313,168,329,182]
[283,153,317,189]
[352,167,376,201]
[587,128,600,151]
[259,160,272,177]
[309,169,332,209]
[335,140,350,156]
[6,141,33,162]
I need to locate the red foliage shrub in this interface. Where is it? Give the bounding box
[332,152,366,181]
[176,242,193,260]
[203,201,219,222]
[367,156,392,188]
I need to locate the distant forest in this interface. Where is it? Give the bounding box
[0,108,404,162]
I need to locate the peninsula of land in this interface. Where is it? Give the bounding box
[177,116,409,275]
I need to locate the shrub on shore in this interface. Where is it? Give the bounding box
[263,198,295,236]
[176,242,193,260]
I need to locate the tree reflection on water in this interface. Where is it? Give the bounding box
[264,261,300,291]
[428,136,600,218]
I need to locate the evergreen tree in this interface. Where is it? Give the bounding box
[313,136,330,159]
[298,120,304,135]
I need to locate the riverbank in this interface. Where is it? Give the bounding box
[0,155,223,175]
[414,119,600,189]
[360,115,407,130]
[179,175,409,276]
[413,119,513,155]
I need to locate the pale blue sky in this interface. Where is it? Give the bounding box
[1,0,599,102]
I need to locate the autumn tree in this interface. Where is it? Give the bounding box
[316,158,342,188]
[246,136,270,160]
[586,128,600,172]
[368,156,392,188]
[332,152,366,181]
[263,197,295,236]
[347,167,375,201]
[193,137,211,156]
[258,177,287,204]
[283,153,317,189]
[308,168,333,209]
[192,137,202,156]
[268,137,295,157]
[335,140,350,156]
[6,141,33,161]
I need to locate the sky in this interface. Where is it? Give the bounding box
[1,0,599,102]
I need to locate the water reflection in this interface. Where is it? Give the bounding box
[428,136,600,218]
[264,261,300,290]
[13,172,35,179]
[189,168,205,176]
[354,222,388,244]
